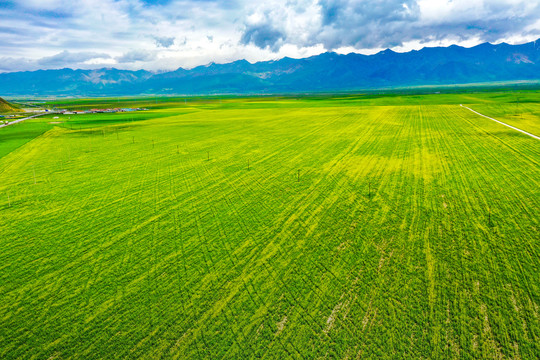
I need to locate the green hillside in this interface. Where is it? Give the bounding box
[0,97,18,113]
[0,92,539,359]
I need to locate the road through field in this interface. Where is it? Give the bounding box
[460,104,540,140]
[0,112,55,129]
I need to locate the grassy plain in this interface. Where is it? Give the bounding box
[0,92,538,359]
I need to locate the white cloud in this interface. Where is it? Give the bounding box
[0,0,538,72]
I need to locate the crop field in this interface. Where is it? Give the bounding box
[0,92,538,358]
[464,93,540,136]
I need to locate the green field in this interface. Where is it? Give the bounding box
[0,92,538,359]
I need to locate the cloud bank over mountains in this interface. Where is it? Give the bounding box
[1,0,539,72]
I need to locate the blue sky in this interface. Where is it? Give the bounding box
[0,0,539,72]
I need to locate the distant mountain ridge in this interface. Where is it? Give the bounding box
[1,39,539,96]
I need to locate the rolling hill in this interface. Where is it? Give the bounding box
[0,97,18,112]
[0,39,539,96]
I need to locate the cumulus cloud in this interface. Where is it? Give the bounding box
[0,0,539,72]
[37,51,112,67]
[240,1,322,52]
[0,51,114,72]
[116,50,157,63]
[0,57,35,73]
[239,0,540,51]
[241,24,285,51]
[316,0,421,48]
[154,36,175,48]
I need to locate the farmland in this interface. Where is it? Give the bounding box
[0,92,538,358]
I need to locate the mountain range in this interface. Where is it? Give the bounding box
[1,39,539,96]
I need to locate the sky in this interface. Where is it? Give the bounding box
[0,0,539,73]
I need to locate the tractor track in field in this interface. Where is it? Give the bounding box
[460,104,540,140]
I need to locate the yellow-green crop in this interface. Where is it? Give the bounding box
[0,93,538,359]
